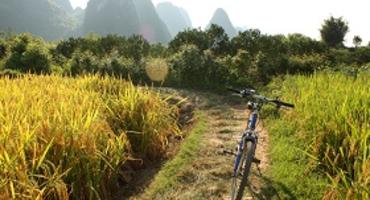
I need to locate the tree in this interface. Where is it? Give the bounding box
[5,34,51,74]
[231,29,262,56]
[169,28,210,52]
[0,39,6,59]
[353,35,362,47]
[320,16,349,48]
[206,24,230,56]
[284,33,326,55]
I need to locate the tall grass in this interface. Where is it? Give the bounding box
[0,75,179,199]
[267,71,369,199]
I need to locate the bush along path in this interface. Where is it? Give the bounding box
[132,90,274,200]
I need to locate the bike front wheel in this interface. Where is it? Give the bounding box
[231,140,256,200]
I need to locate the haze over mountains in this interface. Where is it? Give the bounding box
[55,0,74,13]
[0,0,238,42]
[132,0,171,43]
[156,2,192,37]
[83,0,141,38]
[0,0,76,40]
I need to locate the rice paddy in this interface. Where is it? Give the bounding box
[0,75,180,199]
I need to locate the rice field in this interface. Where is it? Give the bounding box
[269,71,369,199]
[0,75,180,199]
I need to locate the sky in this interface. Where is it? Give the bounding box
[70,0,370,46]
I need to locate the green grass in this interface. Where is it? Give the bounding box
[264,116,328,200]
[143,112,207,198]
[263,71,369,199]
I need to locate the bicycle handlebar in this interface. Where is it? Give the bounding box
[227,88,294,108]
[227,88,242,94]
[271,100,295,108]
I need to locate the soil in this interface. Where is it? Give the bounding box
[122,89,272,200]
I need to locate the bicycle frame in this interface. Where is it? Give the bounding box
[233,106,259,175]
[229,88,294,200]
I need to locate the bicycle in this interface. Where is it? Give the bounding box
[227,88,294,200]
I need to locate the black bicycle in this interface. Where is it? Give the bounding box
[228,88,294,200]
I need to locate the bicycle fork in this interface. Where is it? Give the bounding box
[233,133,258,176]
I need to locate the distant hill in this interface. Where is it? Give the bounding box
[133,0,171,43]
[83,0,140,37]
[208,8,237,38]
[156,2,192,37]
[179,8,192,28]
[0,0,75,40]
[83,0,171,43]
[72,7,85,26]
[69,7,85,37]
[0,0,172,43]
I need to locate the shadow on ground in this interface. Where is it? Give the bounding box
[248,170,297,200]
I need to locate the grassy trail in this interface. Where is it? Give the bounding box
[134,90,277,200]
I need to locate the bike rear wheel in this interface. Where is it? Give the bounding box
[231,141,256,200]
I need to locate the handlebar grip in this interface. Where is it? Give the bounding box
[280,101,294,108]
[272,100,295,108]
[280,102,295,108]
[227,88,241,94]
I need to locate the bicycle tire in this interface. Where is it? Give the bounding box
[231,141,256,200]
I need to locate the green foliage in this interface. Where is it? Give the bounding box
[327,47,370,65]
[124,35,150,64]
[207,24,231,56]
[169,45,206,87]
[169,28,210,52]
[1,28,369,90]
[0,39,6,59]
[53,34,150,81]
[320,16,349,48]
[5,34,51,74]
[149,43,169,58]
[227,49,254,87]
[353,35,362,47]
[231,29,265,56]
[169,45,228,89]
[284,33,327,55]
[287,53,328,74]
[68,50,99,75]
[0,69,22,78]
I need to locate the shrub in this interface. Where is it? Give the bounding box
[169,45,205,88]
[69,50,99,75]
[169,29,210,52]
[284,33,327,55]
[169,45,229,89]
[5,34,51,74]
[0,39,6,59]
[287,53,328,74]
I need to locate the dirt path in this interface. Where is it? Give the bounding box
[162,91,271,199]
[130,90,272,200]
